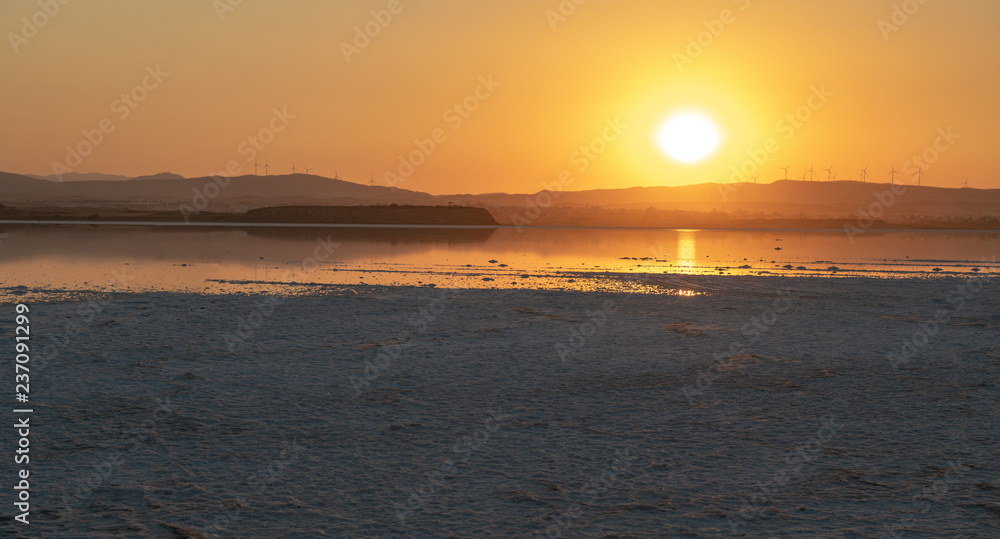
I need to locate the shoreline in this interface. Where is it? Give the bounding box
[5,272,995,303]
[3,219,1000,234]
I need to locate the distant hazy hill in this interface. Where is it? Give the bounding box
[0,172,438,207]
[23,171,182,182]
[1,172,997,223]
[131,172,186,181]
[26,172,133,182]
[456,180,1000,221]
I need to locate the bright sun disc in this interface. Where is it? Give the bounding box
[656,111,721,164]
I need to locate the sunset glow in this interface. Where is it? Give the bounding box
[1,1,997,192]
[2,3,999,536]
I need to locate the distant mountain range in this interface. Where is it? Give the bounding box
[24,172,187,182]
[1,171,998,227]
[0,171,439,208]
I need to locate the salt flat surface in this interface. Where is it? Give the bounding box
[3,275,998,538]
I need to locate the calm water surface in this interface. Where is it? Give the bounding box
[1,224,998,298]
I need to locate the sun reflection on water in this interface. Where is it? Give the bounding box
[677,229,697,270]
[0,226,997,301]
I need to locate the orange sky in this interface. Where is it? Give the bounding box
[2,0,998,194]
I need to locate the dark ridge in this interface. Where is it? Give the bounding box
[240,205,499,226]
[0,204,500,227]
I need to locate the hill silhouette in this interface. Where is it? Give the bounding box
[25,172,132,182]
[1,172,997,227]
[0,172,437,207]
[132,172,186,181]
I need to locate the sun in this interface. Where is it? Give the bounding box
[656,111,722,165]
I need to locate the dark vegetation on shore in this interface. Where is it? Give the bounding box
[0,204,500,226]
[2,203,998,230]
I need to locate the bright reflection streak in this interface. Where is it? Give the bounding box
[677,230,697,270]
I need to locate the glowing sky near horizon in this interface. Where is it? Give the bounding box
[1,0,997,194]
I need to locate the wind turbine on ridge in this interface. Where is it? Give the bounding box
[915,168,925,186]
[252,160,259,176]
[888,165,898,185]
[303,166,311,174]
[824,166,834,182]
[291,162,298,174]
[368,174,377,187]
[963,178,970,189]
[263,160,271,176]
[859,166,869,183]
[781,166,790,181]
[807,165,817,181]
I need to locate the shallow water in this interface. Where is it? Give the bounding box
[1,224,998,300]
[2,225,998,537]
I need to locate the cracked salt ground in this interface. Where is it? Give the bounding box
[3,276,998,537]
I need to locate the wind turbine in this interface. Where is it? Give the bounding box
[368,174,377,187]
[263,160,271,176]
[807,165,816,181]
[963,178,970,189]
[291,162,298,174]
[303,167,311,174]
[859,166,869,183]
[252,160,259,176]
[888,166,898,185]
[751,175,758,184]
[799,170,807,181]
[915,167,925,186]
[334,170,341,180]
[781,166,790,181]
[824,166,835,182]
